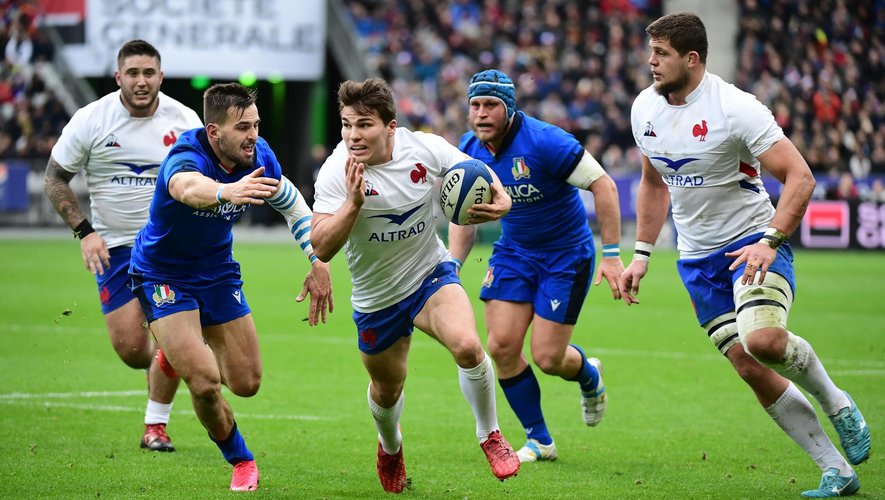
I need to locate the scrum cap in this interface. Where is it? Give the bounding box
[467,69,516,119]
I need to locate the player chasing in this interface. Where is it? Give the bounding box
[449,69,624,463]
[44,40,202,452]
[311,78,520,493]
[129,83,332,492]
[619,12,870,498]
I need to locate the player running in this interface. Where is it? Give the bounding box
[619,12,870,498]
[44,40,201,452]
[449,69,624,463]
[311,77,520,493]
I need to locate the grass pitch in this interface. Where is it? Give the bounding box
[0,234,882,499]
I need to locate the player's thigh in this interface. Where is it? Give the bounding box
[151,309,220,383]
[414,283,483,361]
[103,298,152,362]
[361,336,411,400]
[203,314,261,392]
[484,299,533,358]
[528,314,575,365]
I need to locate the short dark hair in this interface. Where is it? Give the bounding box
[116,40,161,69]
[203,83,257,125]
[337,78,397,125]
[646,12,708,63]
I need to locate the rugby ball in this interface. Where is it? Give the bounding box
[439,159,494,225]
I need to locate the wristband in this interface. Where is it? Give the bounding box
[758,227,787,249]
[602,243,620,258]
[451,258,463,271]
[633,241,654,262]
[73,219,95,239]
[216,185,226,205]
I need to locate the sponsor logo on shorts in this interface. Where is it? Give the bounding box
[550,299,561,311]
[152,284,176,306]
[232,290,242,304]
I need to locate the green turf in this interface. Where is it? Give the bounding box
[0,238,882,499]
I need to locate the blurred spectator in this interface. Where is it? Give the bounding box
[825,171,860,201]
[864,178,885,202]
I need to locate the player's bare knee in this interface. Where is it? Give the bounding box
[113,338,152,368]
[743,327,788,364]
[531,351,563,375]
[372,381,404,407]
[185,374,223,402]
[487,337,521,366]
[229,378,261,398]
[725,344,770,383]
[449,336,484,368]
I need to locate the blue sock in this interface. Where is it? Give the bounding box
[499,366,553,445]
[211,421,254,465]
[568,344,600,393]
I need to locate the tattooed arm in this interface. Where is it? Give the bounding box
[44,157,86,228]
[44,157,110,275]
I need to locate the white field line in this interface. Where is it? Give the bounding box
[0,390,323,420]
[4,323,884,370]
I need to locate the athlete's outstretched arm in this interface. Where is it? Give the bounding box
[266,176,333,325]
[169,166,278,209]
[618,155,670,305]
[310,156,365,262]
[44,156,110,275]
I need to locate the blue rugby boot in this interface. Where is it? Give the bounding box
[829,392,871,465]
[800,468,860,498]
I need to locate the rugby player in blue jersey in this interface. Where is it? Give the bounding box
[449,69,625,463]
[129,83,332,492]
[619,12,870,497]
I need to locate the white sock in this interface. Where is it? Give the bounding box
[775,332,849,415]
[765,383,853,476]
[368,385,403,455]
[145,399,172,425]
[459,353,499,442]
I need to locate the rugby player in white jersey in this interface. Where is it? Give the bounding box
[44,40,202,452]
[311,78,520,493]
[618,12,870,498]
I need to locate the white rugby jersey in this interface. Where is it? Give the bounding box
[631,72,784,258]
[314,128,466,312]
[51,91,202,248]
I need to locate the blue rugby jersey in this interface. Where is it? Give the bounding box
[131,128,282,277]
[459,112,591,250]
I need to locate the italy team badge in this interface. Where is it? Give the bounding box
[152,284,176,306]
[512,157,530,179]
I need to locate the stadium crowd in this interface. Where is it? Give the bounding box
[345,0,661,176]
[0,0,68,161]
[1,1,883,200]
[736,0,885,200]
[344,0,885,199]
